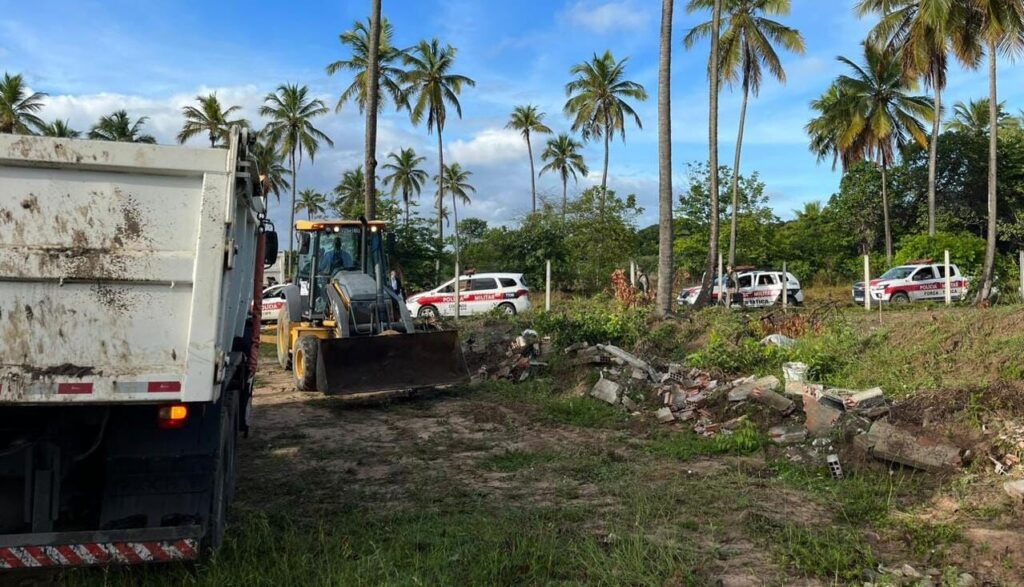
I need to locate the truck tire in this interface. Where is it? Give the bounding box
[206,397,234,552]
[891,292,910,304]
[277,307,291,369]
[498,302,517,316]
[293,335,319,392]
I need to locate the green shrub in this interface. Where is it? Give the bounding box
[894,231,986,276]
[533,297,648,347]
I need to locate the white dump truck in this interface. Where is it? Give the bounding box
[0,130,277,567]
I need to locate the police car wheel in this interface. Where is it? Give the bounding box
[891,292,910,304]
[418,305,439,319]
[498,302,517,316]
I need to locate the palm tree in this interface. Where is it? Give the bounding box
[295,189,327,220]
[806,82,857,171]
[685,0,805,291]
[333,167,368,218]
[401,38,476,276]
[857,0,980,238]
[40,119,80,138]
[564,51,648,201]
[505,105,553,213]
[176,93,248,148]
[539,133,588,217]
[382,148,428,225]
[835,43,933,263]
[434,162,475,285]
[948,97,1017,135]
[259,84,333,278]
[251,136,291,202]
[88,110,157,143]
[325,16,407,113]
[0,73,46,134]
[656,0,675,317]
[692,0,724,309]
[967,0,1024,303]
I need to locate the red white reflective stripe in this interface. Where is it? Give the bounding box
[147,381,182,393]
[57,382,93,394]
[0,538,199,568]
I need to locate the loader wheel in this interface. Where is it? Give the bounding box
[293,335,320,391]
[276,307,291,370]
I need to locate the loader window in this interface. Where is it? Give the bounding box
[296,228,363,278]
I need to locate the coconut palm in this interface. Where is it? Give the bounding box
[382,148,428,225]
[40,119,80,138]
[539,133,588,217]
[294,189,327,220]
[948,98,1017,135]
[656,0,675,316]
[0,73,46,134]
[176,93,248,148]
[965,0,1024,303]
[325,16,408,114]
[505,105,553,213]
[564,51,648,201]
[333,167,381,218]
[806,82,860,171]
[857,0,982,237]
[259,84,333,278]
[685,0,805,291]
[88,110,156,143]
[433,163,475,280]
[401,38,476,276]
[251,136,291,201]
[835,43,934,263]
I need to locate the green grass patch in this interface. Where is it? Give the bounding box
[478,449,557,473]
[746,513,877,582]
[645,422,766,461]
[886,517,964,558]
[477,378,631,430]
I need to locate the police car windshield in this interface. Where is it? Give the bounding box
[879,266,915,280]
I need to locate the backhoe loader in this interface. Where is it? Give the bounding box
[275,218,469,394]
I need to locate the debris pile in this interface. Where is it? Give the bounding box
[463,327,551,383]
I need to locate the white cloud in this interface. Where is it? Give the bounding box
[448,128,526,166]
[563,0,653,34]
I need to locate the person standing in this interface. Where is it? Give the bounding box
[389,269,405,299]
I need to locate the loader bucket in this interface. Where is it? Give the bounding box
[315,330,469,395]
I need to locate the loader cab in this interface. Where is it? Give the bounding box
[293,220,389,322]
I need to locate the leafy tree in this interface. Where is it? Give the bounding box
[40,119,79,138]
[0,72,46,134]
[326,16,408,113]
[506,104,552,212]
[564,50,648,197]
[259,84,333,277]
[564,186,643,291]
[382,148,428,225]
[685,0,805,293]
[294,189,327,219]
[539,133,588,217]
[88,110,156,143]
[176,93,247,147]
[402,38,475,275]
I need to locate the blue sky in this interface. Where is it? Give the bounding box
[3,0,1022,231]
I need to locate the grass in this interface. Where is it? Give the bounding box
[746,513,877,582]
[645,422,767,461]
[478,449,557,472]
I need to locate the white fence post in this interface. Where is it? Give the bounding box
[944,250,952,305]
[545,260,552,312]
[1019,250,1023,300]
[782,261,788,313]
[630,260,636,287]
[454,261,460,322]
[864,254,871,311]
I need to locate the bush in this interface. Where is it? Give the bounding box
[894,231,986,276]
[533,296,648,348]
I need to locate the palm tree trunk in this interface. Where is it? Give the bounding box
[436,125,444,282]
[728,82,749,295]
[655,0,674,317]
[288,151,297,281]
[364,0,382,221]
[404,187,411,227]
[978,42,998,304]
[928,82,941,237]
[562,175,568,220]
[881,155,892,264]
[452,191,461,321]
[695,0,722,309]
[526,131,537,213]
[601,111,611,205]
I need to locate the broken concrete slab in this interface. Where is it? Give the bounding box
[727,375,779,402]
[751,387,795,414]
[597,344,658,381]
[622,396,638,412]
[590,378,621,405]
[630,367,647,380]
[563,341,589,354]
[768,426,807,445]
[865,420,963,472]
[1004,480,1024,503]
[803,394,842,437]
[656,407,675,423]
[844,387,885,410]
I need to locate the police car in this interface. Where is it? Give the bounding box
[407,272,532,318]
[855,262,969,304]
[260,284,287,323]
[677,269,803,308]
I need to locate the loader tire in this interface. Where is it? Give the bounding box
[293,335,319,392]
[277,307,291,370]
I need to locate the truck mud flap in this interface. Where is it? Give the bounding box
[316,330,469,395]
[0,525,202,568]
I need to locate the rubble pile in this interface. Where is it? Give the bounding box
[463,327,552,383]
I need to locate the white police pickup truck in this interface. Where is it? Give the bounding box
[854,262,969,304]
[678,269,803,308]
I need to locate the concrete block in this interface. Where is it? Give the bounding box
[803,394,842,437]
[866,420,962,471]
[656,407,675,423]
[590,378,621,405]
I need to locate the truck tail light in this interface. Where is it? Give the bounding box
[158,404,189,429]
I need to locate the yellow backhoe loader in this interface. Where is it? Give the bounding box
[275,218,468,395]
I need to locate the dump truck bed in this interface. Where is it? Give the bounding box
[0,135,262,404]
